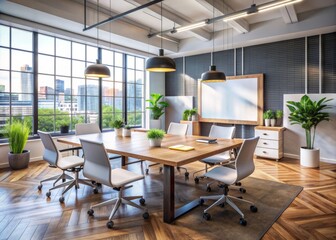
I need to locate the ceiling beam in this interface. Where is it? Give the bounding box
[125,0,211,41]
[194,0,249,33]
[280,5,298,24]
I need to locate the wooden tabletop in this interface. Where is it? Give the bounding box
[57,132,243,167]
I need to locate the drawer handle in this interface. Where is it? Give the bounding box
[263,142,267,145]
[262,151,267,153]
[263,133,268,136]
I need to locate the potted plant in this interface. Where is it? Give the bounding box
[5,120,30,170]
[189,108,198,121]
[110,119,124,137]
[147,129,165,147]
[122,124,132,137]
[59,120,70,134]
[275,110,283,126]
[146,93,169,129]
[287,95,332,168]
[263,110,273,127]
[182,109,190,121]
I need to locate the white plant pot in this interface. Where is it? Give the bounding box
[191,115,197,121]
[270,119,276,127]
[264,119,270,127]
[122,128,131,137]
[150,119,161,129]
[149,138,162,147]
[115,128,123,137]
[300,147,320,168]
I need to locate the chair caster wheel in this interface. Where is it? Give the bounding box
[93,188,99,194]
[38,184,42,191]
[106,221,114,229]
[87,209,94,216]
[250,205,258,213]
[91,180,96,185]
[145,169,149,175]
[203,213,211,221]
[96,182,102,187]
[59,196,65,203]
[185,172,189,177]
[62,179,66,183]
[206,186,212,192]
[46,192,51,198]
[159,167,163,173]
[219,203,225,208]
[143,212,149,219]
[239,188,246,193]
[139,198,145,205]
[235,182,242,186]
[194,177,199,184]
[199,199,204,205]
[239,218,247,226]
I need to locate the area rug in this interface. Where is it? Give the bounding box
[168,177,303,240]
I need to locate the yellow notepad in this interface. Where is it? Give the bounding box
[169,145,195,151]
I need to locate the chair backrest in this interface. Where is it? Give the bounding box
[75,123,101,135]
[235,137,259,181]
[38,130,59,166]
[209,125,236,139]
[167,122,188,135]
[80,138,112,186]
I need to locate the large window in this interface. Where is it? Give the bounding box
[0,24,146,138]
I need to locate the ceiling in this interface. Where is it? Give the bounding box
[0,0,335,57]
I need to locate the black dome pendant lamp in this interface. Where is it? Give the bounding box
[145,2,176,72]
[201,0,225,82]
[84,0,110,78]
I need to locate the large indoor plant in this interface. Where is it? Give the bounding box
[287,95,332,167]
[147,129,165,147]
[5,121,30,170]
[146,93,168,129]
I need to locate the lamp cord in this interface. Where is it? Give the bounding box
[211,0,215,66]
[160,2,163,49]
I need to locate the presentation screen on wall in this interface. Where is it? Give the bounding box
[199,74,263,125]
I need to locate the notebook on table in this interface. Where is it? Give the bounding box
[169,145,195,151]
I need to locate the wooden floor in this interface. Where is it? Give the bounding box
[0,157,335,240]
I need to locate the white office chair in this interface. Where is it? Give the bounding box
[146,122,189,177]
[194,125,236,185]
[75,123,120,160]
[38,131,96,203]
[80,138,149,229]
[200,137,259,226]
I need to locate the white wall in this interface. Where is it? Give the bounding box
[284,94,336,163]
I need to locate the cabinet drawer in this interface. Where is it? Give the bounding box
[255,147,279,159]
[255,129,279,140]
[257,139,279,149]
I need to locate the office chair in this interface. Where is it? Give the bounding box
[80,138,149,229]
[38,131,96,203]
[194,125,236,185]
[199,137,259,226]
[75,123,120,160]
[146,122,189,177]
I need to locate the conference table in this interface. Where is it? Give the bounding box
[57,131,243,223]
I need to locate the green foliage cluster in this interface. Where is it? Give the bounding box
[146,93,168,120]
[147,129,165,139]
[263,110,275,119]
[110,119,124,129]
[275,110,283,119]
[287,95,332,149]
[183,108,197,120]
[5,121,30,154]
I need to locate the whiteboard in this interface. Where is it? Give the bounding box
[198,74,263,125]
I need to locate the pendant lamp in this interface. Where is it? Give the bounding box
[201,0,225,82]
[145,2,176,72]
[84,0,110,78]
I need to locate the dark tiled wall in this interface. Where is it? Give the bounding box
[165,33,336,138]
